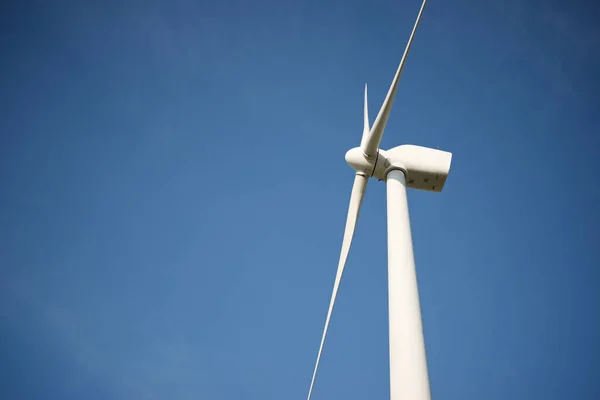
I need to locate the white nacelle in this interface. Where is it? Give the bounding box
[374,145,452,192]
[345,144,452,192]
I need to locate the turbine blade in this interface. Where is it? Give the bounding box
[307,173,368,400]
[361,0,428,159]
[360,84,370,148]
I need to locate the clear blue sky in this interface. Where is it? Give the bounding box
[1,0,599,399]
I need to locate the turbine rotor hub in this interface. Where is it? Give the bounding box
[345,147,392,181]
[345,147,373,176]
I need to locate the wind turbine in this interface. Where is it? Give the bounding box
[306,0,451,399]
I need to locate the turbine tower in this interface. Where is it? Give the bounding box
[307,1,451,399]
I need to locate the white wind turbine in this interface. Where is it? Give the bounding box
[306,1,451,399]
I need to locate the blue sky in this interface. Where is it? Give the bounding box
[1,0,599,398]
